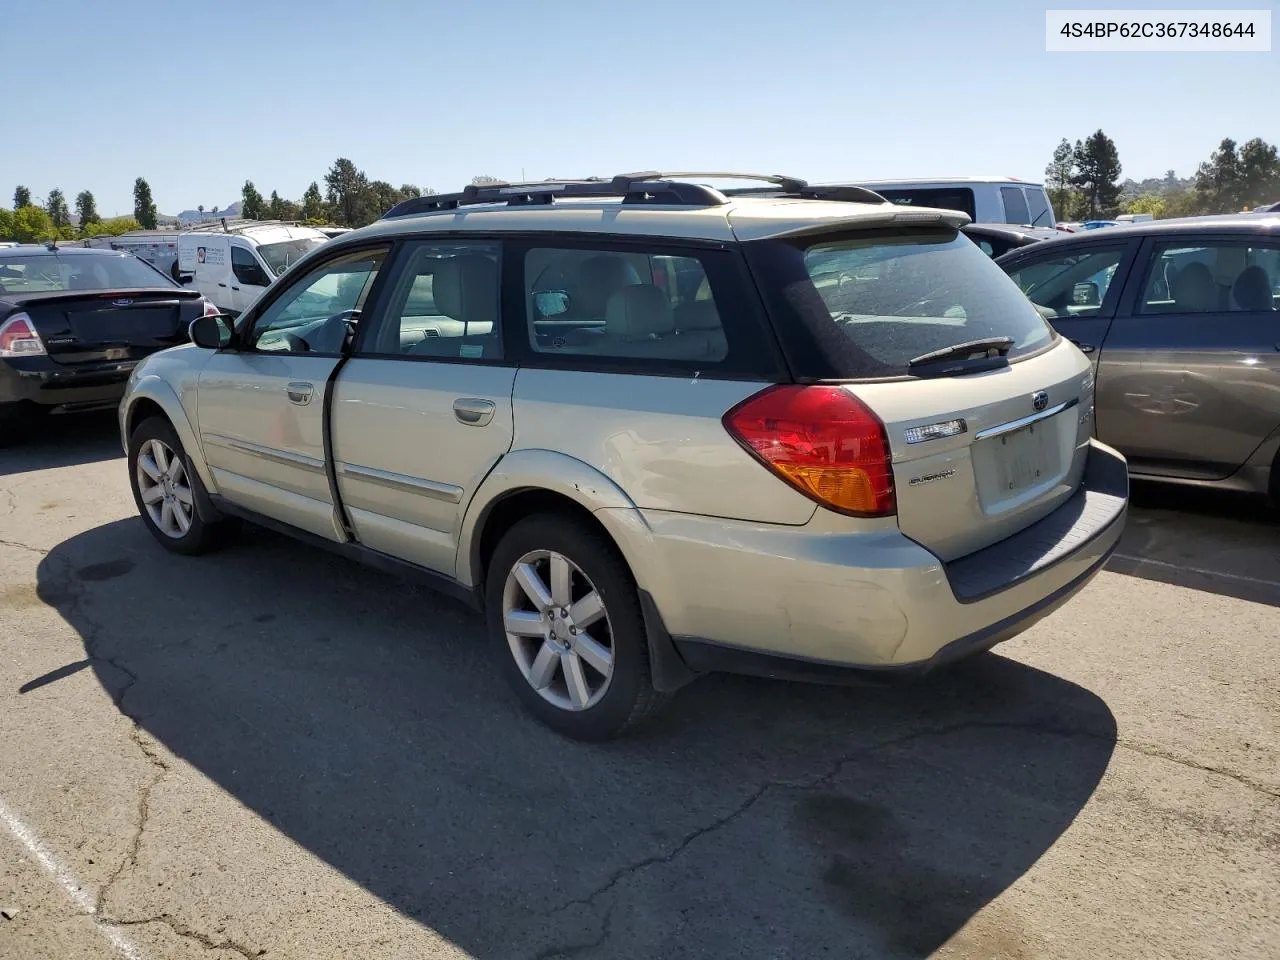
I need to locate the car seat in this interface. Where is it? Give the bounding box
[1170,262,1217,313]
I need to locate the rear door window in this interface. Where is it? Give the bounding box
[1026,188,1052,226]
[1000,187,1031,225]
[744,228,1056,380]
[1137,241,1280,314]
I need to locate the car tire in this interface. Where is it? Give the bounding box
[485,513,666,740]
[128,416,236,555]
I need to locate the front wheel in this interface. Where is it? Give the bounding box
[485,514,666,740]
[128,416,235,555]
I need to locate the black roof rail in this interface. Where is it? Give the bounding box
[381,174,731,220]
[721,184,889,205]
[616,170,811,192]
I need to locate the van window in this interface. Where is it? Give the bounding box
[1000,187,1031,225]
[1026,188,1052,226]
[873,188,976,220]
[231,246,268,286]
[745,228,1056,379]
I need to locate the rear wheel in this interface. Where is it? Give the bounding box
[485,513,665,740]
[128,416,235,555]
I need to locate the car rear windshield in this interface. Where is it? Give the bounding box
[744,228,1056,380]
[0,253,173,294]
[258,238,327,276]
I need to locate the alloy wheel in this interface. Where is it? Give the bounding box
[502,549,614,711]
[135,438,195,539]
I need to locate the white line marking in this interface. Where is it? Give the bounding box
[1111,553,1280,590]
[0,794,145,960]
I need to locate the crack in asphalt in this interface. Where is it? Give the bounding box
[531,719,1111,959]
[0,536,48,556]
[1115,737,1280,800]
[105,914,261,958]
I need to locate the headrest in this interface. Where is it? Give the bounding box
[675,300,722,330]
[432,256,497,324]
[1232,265,1274,311]
[577,255,631,314]
[1170,262,1216,312]
[605,285,674,340]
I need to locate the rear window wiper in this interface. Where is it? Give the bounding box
[907,336,1014,373]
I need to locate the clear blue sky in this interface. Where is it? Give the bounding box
[4,0,1276,215]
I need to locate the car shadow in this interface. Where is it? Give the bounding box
[34,518,1117,960]
[1110,480,1280,607]
[0,411,122,477]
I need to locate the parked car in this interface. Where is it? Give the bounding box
[962,223,1063,259]
[848,177,1056,227]
[176,220,330,316]
[1,245,216,442]
[119,173,1127,739]
[995,213,1280,502]
[1080,220,1120,230]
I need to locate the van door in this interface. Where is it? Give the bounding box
[230,243,273,314]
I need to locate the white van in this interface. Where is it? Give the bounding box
[1114,213,1154,223]
[177,222,329,315]
[849,177,1057,228]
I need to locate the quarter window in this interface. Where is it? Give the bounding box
[366,241,501,360]
[524,246,727,362]
[1006,248,1125,318]
[249,248,387,354]
[1138,242,1280,315]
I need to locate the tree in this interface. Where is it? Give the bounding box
[267,190,301,220]
[1124,194,1168,219]
[324,157,373,226]
[1044,139,1076,219]
[399,183,422,199]
[74,190,100,229]
[46,189,71,229]
[81,216,143,238]
[8,205,57,243]
[133,177,158,229]
[301,181,326,222]
[1237,137,1280,209]
[471,175,502,186]
[368,180,401,217]
[241,180,267,220]
[1071,130,1123,218]
[13,186,31,209]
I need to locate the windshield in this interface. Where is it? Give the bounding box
[744,229,1056,379]
[0,252,174,294]
[257,238,327,276]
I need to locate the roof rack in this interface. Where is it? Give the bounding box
[378,171,883,220]
[720,184,889,205]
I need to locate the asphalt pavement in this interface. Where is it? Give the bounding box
[1,413,1276,960]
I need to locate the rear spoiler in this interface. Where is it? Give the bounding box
[4,287,204,307]
[762,207,971,242]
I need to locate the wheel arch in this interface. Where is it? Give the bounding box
[122,377,216,493]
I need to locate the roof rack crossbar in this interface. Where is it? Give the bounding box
[381,173,757,219]
[617,171,810,193]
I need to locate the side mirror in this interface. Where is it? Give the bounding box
[534,289,571,317]
[1072,281,1100,306]
[189,313,234,350]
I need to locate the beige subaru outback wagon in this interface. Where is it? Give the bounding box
[119,172,1128,740]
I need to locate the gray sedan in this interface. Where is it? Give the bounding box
[996,214,1280,503]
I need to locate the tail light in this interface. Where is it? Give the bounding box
[723,385,896,517]
[201,299,220,317]
[0,313,47,358]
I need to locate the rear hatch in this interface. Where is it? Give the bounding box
[21,289,202,365]
[742,223,1094,561]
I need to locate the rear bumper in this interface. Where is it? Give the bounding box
[0,356,136,416]
[633,439,1127,677]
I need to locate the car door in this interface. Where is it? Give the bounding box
[1001,239,1139,374]
[330,238,515,575]
[197,244,391,540]
[1092,234,1280,479]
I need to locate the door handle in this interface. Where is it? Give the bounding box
[453,397,496,426]
[217,282,228,288]
[1071,340,1096,354]
[285,381,314,405]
